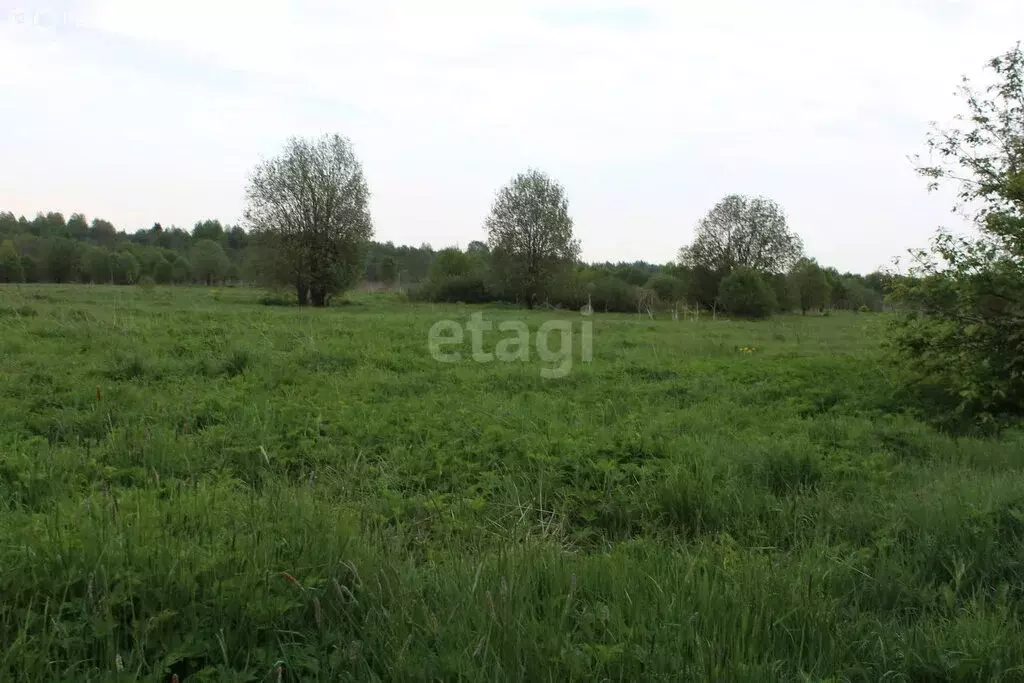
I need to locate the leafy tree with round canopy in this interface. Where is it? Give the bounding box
[485,169,580,308]
[89,218,117,247]
[81,246,112,283]
[680,194,803,277]
[67,213,89,240]
[190,239,230,285]
[244,134,374,307]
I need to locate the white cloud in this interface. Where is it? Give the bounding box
[1,0,1022,269]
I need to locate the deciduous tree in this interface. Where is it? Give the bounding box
[0,240,24,283]
[190,239,230,286]
[891,43,1024,431]
[244,134,373,306]
[486,169,580,308]
[680,195,803,277]
[790,258,831,314]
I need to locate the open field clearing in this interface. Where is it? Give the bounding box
[2,285,1023,681]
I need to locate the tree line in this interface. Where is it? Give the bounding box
[411,187,891,316]
[0,210,439,288]
[0,183,888,315]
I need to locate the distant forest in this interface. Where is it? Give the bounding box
[0,209,890,314]
[0,210,442,286]
[0,210,688,289]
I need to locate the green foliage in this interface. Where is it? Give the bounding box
[891,237,1024,431]
[89,218,117,247]
[717,267,776,318]
[43,237,80,283]
[766,272,797,312]
[152,256,174,285]
[588,277,640,312]
[0,240,23,283]
[171,257,192,284]
[190,239,230,286]
[680,194,804,275]
[378,255,399,285]
[644,273,685,303]
[425,273,492,303]
[1,286,1023,680]
[791,258,831,314]
[66,212,89,239]
[429,247,476,282]
[192,219,225,242]
[80,245,111,284]
[244,134,374,307]
[891,44,1024,432]
[486,169,580,308]
[19,254,40,283]
[111,251,139,285]
[364,242,435,285]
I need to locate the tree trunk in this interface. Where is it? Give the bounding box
[310,285,327,307]
[296,280,309,306]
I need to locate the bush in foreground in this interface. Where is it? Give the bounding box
[890,44,1024,433]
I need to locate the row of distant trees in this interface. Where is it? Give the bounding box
[0,194,888,316]
[0,209,446,288]
[0,212,249,286]
[0,161,888,315]
[409,188,890,316]
[0,135,890,319]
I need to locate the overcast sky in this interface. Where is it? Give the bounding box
[1,0,1021,273]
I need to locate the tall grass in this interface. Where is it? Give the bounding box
[0,284,1022,681]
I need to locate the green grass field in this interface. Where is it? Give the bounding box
[2,284,1023,682]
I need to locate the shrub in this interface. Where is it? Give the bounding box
[138,275,156,291]
[428,248,475,282]
[258,295,295,307]
[428,274,493,304]
[588,277,639,313]
[717,268,776,319]
[153,257,174,285]
[644,274,685,303]
[888,45,1024,432]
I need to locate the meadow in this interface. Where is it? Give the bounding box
[1,284,1023,682]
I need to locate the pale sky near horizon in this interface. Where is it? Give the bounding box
[1,0,1021,273]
